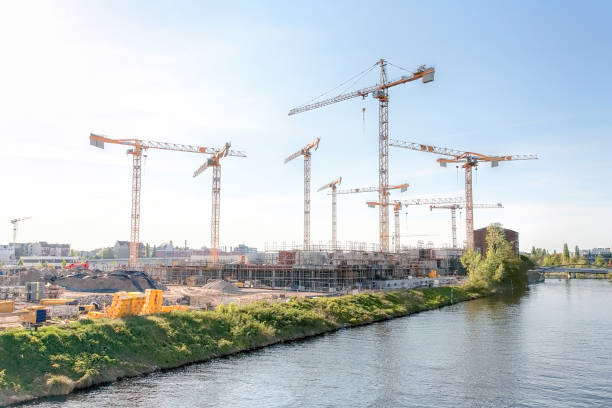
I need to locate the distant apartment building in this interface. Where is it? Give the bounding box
[31,242,70,257]
[473,227,519,256]
[0,245,15,262]
[580,247,612,263]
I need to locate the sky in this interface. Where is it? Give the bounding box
[0,0,610,253]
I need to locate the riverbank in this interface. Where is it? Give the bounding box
[0,286,484,406]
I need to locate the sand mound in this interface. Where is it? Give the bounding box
[201,280,241,294]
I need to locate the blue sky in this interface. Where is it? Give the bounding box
[0,0,610,252]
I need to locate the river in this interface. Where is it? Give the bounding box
[29,279,612,407]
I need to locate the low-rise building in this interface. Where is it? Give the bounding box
[31,242,70,257]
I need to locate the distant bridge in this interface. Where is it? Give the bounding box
[538,266,611,276]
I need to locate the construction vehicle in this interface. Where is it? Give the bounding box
[193,142,247,263]
[389,140,537,249]
[289,59,434,252]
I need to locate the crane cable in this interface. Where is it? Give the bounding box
[296,62,378,108]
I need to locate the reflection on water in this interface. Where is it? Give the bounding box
[29,280,612,407]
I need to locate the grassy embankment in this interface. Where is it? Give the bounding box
[0,286,483,405]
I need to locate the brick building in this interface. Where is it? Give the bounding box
[473,227,519,256]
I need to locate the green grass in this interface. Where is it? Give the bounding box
[0,286,483,405]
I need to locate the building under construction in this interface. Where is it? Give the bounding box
[146,247,464,292]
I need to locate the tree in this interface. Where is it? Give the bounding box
[152,245,157,258]
[531,246,536,256]
[101,248,114,259]
[61,259,66,268]
[17,259,23,266]
[563,243,570,264]
[70,249,79,257]
[461,224,531,290]
[595,255,606,267]
[574,246,580,258]
[146,243,151,258]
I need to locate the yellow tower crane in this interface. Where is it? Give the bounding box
[317,177,342,251]
[89,133,245,267]
[367,197,464,252]
[289,59,434,252]
[389,140,537,250]
[193,142,247,263]
[284,137,320,250]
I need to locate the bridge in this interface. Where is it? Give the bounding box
[538,266,611,278]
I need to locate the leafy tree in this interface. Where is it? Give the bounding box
[101,248,114,259]
[61,259,66,268]
[563,243,570,264]
[152,245,157,258]
[17,259,23,266]
[574,246,580,258]
[146,243,151,258]
[595,255,606,267]
[461,224,531,290]
[70,249,79,257]
[531,246,536,256]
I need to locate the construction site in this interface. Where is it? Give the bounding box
[1,58,536,330]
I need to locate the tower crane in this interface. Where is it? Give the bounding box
[11,216,32,245]
[284,137,321,250]
[289,59,434,253]
[193,142,246,263]
[319,182,408,251]
[317,177,342,251]
[389,139,537,249]
[89,133,245,267]
[430,203,503,248]
[367,197,464,252]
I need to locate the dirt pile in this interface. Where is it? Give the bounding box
[201,280,241,294]
[52,270,162,293]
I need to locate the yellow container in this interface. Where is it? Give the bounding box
[88,311,105,319]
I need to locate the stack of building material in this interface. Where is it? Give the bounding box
[140,289,163,315]
[127,292,146,315]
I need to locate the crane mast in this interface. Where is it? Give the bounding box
[389,139,536,250]
[193,142,247,263]
[289,59,434,252]
[284,137,320,250]
[318,177,342,250]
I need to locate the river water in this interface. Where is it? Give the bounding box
[30,279,612,407]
